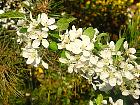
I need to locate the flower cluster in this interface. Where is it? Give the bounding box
[16,12,57,69]
[0,0,31,29]
[58,26,140,99]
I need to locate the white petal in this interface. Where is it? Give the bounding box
[89,100,93,105]
[90,56,98,65]
[42,60,48,69]
[47,18,55,25]
[97,61,104,68]
[59,58,68,63]
[41,31,48,38]
[109,78,116,86]
[42,27,49,32]
[42,39,49,48]
[26,57,34,64]
[83,50,90,57]
[35,57,41,65]
[41,13,48,26]
[68,64,74,73]
[100,72,109,80]
[22,50,29,58]
[109,97,114,104]
[0,10,4,14]
[122,90,129,96]
[115,99,123,105]
[109,41,115,50]
[48,25,57,30]
[102,100,107,104]
[129,48,136,54]
[133,94,139,99]
[124,71,134,80]
[123,41,128,50]
[32,39,40,48]
[135,89,140,95]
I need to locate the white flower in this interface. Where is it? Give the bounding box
[41,13,57,30]
[32,31,49,48]
[22,48,41,67]
[69,25,82,41]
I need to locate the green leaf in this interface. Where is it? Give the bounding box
[60,50,66,58]
[49,32,60,39]
[0,11,25,18]
[97,33,108,42]
[95,94,103,105]
[57,17,76,31]
[67,17,76,23]
[57,18,69,31]
[49,41,58,51]
[83,27,95,39]
[19,28,27,33]
[115,38,125,51]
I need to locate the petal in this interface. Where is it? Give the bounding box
[115,99,123,105]
[122,90,129,96]
[68,64,74,73]
[0,10,4,14]
[32,39,40,48]
[26,57,34,64]
[47,18,55,25]
[41,13,48,26]
[100,72,109,80]
[42,60,48,69]
[129,48,136,54]
[132,94,139,99]
[41,31,48,38]
[42,27,49,32]
[83,50,90,57]
[35,56,41,65]
[22,50,29,58]
[123,41,128,50]
[124,71,134,80]
[90,56,98,65]
[59,58,68,63]
[89,100,93,105]
[48,25,57,30]
[42,39,49,48]
[109,78,116,86]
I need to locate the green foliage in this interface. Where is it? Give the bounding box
[49,41,58,51]
[0,11,25,19]
[57,17,76,31]
[115,38,125,51]
[83,27,95,39]
[95,94,103,105]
